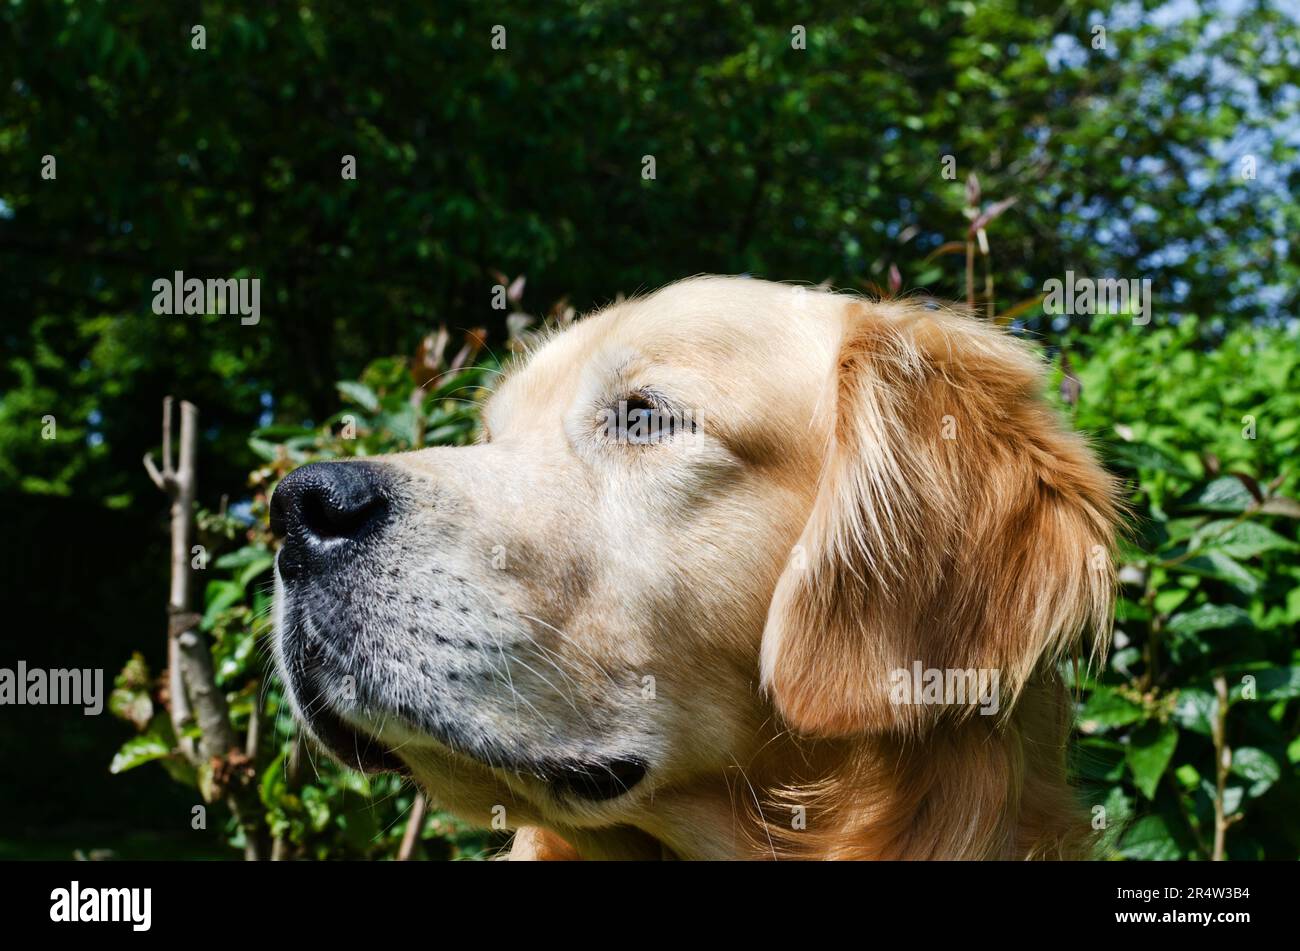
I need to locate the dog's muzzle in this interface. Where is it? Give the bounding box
[271,460,408,771]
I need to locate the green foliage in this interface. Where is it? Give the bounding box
[3,0,1297,506]
[1065,314,1300,860]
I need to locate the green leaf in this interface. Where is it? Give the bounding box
[1075,737,1126,782]
[1174,763,1200,789]
[158,755,198,788]
[1105,442,1197,480]
[378,403,420,446]
[1153,587,1190,614]
[336,380,381,413]
[237,554,275,589]
[302,785,333,831]
[1095,786,1133,854]
[1120,815,1182,861]
[1191,519,1294,560]
[1287,586,1300,624]
[425,369,486,402]
[214,545,273,570]
[114,651,151,691]
[1186,477,1256,513]
[214,626,256,685]
[201,580,244,630]
[912,266,944,287]
[1247,666,1300,701]
[248,436,282,463]
[1109,647,1141,675]
[1078,688,1146,731]
[260,749,288,806]
[1127,721,1179,799]
[1175,552,1261,595]
[1172,688,1216,735]
[109,734,171,774]
[1165,603,1254,636]
[1230,747,1280,797]
[108,687,153,730]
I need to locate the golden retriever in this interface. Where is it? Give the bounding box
[271,275,1120,860]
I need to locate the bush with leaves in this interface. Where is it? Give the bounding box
[1061,312,1300,860]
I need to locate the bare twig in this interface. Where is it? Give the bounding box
[146,397,267,859]
[145,398,196,758]
[246,678,262,763]
[397,794,429,861]
[1211,675,1234,861]
[965,238,976,311]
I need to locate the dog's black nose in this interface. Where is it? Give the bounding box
[271,462,392,577]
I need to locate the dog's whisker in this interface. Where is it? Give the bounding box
[518,613,621,689]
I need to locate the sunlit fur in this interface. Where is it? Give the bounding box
[762,298,1119,733]
[757,299,1120,858]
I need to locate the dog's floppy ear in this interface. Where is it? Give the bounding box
[761,301,1119,737]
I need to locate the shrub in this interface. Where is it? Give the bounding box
[1062,313,1300,860]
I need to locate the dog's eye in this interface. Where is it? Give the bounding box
[601,394,689,445]
[618,396,662,445]
[623,398,659,445]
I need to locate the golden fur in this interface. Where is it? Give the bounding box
[296,277,1121,860]
[753,299,1119,858]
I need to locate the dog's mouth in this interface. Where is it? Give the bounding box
[536,758,649,802]
[305,698,648,800]
[305,705,409,774]
[308,705,648,801]
[290,655,408,774]
[289,648,646,795]
[280,600,648,798]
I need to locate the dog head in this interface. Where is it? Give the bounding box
[272,276,1117,856]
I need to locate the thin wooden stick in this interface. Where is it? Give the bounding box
[397,794,429,861]
[1211,675,1233,861]
[145,397,267,859]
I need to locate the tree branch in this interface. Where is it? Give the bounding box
[146,397,267,859]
